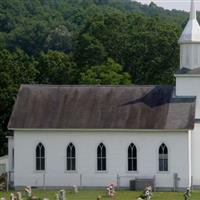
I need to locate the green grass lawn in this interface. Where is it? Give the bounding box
[0,189,200,200]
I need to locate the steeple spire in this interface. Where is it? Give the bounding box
[178,0,200,44]
[190,0,196,20]
[178,0,200,70]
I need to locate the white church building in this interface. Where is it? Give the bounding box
[7,0,200,191]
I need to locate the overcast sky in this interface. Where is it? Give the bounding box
[135,0,200,11]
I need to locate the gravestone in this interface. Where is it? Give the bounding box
[184,188,191,200]
[73,185,78,193]
[59,190,66,200]
[55,193,59,200]
[96,196,102,200]
[107,184,115,197]
[144,186,152,200]
[25,186,32,198]
[10,193,15,200]
[137,186,153,200]
[16,192,22,200]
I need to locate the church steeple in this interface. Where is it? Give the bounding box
[190,0,196,20]
[179,0,200,70]
[179,0,200,44]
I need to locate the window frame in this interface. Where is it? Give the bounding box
[158,143,168,172]
[128,143,137,172]
[35,143,45,171]
[66,143,76,171]
[97,143,107,172]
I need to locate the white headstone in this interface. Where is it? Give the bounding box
[59,190,66,200]
[55,193,59,200]
[16,192,22,200]
[25,186,32,198]
[10,193,14,200]
[73,185,78,193]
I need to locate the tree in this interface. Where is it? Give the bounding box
[125,17,180,85]
[7,20,49,55]
[0,49,37,155]
[44,25,73,53]
[79,11,129,66]
[79,12,180,85]
[36,50,76,84]
[74,33,107,71]
[80,58,132,84]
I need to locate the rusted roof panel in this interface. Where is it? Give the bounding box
[8,85,196,130]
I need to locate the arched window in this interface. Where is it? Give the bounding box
[97,143,106,171]
[36,143,45,171]
[128,143,137,171]
[66,143,76,171]
[159,143,168,171]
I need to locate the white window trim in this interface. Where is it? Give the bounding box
[66,143,76,172]
[157,142,170,174]
[34,142,46,173]
[127,143,138,172]
[96,142,107,173]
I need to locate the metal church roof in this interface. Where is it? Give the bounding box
[8,85,196,130]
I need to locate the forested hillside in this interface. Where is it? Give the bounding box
[0,0,192,155]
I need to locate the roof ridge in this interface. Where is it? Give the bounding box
[20,84,174,88]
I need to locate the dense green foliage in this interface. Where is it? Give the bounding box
[0,0,192,155]
[0,50,37,155]
[80,58,132,84]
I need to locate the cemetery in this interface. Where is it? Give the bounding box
[0,189,200,200]
[0,185,200,200]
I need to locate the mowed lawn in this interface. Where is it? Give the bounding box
[0,189,200,200]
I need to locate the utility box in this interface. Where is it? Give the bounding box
[135,178,154,191]
[129,180,136,190]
